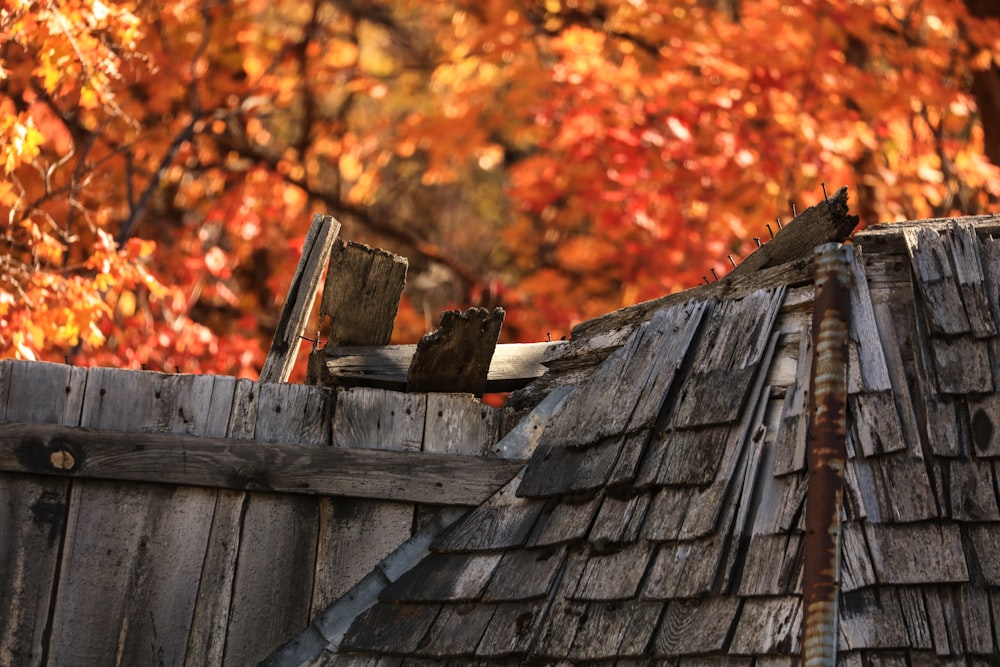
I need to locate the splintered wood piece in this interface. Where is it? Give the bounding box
[407,307,504,396]
[727,186,858,278]
[321,240,409,347]
[261,213,342,383]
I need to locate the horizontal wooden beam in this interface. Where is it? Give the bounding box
[0,421,525,506]
[321,341,567,392]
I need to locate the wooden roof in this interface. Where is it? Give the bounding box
[266,204,1000,665]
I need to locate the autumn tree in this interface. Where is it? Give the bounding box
[2,0,999,377]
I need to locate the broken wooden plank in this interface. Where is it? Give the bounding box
[407,307,504,396]
[321,241,408,346]
[307,240,408,383]
[322,341,567,392]
[728,186,858,279]
[261,213,342,383]
[0,420,524,506]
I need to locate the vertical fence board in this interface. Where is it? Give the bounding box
[221,382,330,666]
[186,378,256,667]
[312,388,424,615]
[46,370,230,666]
[0,360,85,667]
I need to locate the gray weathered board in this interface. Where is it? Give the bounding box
[322,340,565,392]
[0,359,510,667]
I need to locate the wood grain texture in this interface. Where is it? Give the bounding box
[653,597,740,656]
[321,386,421,616]
[45,370,229,667]
[320,240,408,347]
[185,377,254,667]
[671,287,785,428]
[863,524,968,584]
[0,360,84,667]
[729,596,801,655]
[407,307,504,396]
[379,552,502,603]
[904,226,972,336]
[0,420,522,505]
[433,478,545,552]
[260,213,342,383]
[423,393,499,457]
[323,341,566,392]
[542,301,707,448]
[567,601,661,660]
[339,602,440,654]
[728,186,857,278]
[221,378,334,667]
[482,545,566,601]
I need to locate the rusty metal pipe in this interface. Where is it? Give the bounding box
[802,242,852,667]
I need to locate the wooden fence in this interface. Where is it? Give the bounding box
[0,358,520,666]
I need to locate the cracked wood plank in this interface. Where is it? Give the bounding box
[261,214,342,383]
